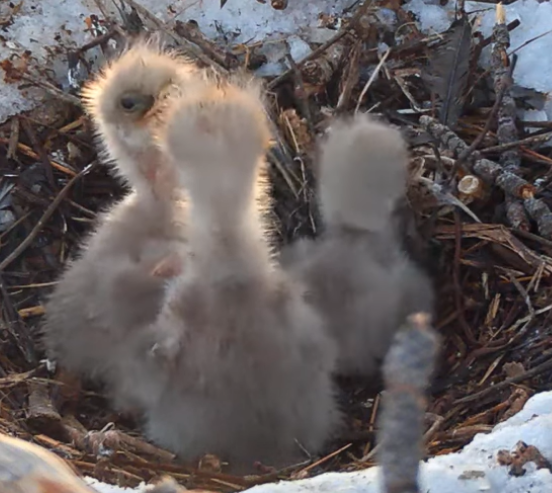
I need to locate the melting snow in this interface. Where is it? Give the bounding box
[87,391,552,493]
[0,0,353,124]
[405,0,552,121]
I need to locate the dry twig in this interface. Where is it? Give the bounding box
[0,162,96,272]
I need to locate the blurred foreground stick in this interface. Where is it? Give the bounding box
[378,313,440,493]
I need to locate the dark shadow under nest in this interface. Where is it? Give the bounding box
[2,0,552,490]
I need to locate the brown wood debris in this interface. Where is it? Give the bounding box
[498,441,552,476]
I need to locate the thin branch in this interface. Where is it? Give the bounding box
[0,162,96,272]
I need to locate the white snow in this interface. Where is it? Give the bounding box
[85,477,163,492]
[405,0,552,120]
[405,0,454,33]
[0,0,352,125]
[86,478,136,493]
[87,391,552,493]
[3,0,551,123]
[520,108,548,134]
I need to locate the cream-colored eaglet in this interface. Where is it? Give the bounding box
[280,114,435,378]
[80,37,202,196]
[125,76,341,473]
[41,40,192,412]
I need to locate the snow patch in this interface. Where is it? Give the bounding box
[0,0,352,124]
[405,0,552,120]
[88,391,552,493]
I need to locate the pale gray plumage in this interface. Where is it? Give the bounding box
[280,115,435,378]
[41,41,197,410]
[129,78,341,472]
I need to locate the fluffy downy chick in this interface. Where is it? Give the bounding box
[132,77,340,472]
[82,37,197,196]
[41,40,197,407]
[280,115,435,378]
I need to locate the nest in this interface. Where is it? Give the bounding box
[1,0,552,490]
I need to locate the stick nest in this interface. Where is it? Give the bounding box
[1,0,552,490]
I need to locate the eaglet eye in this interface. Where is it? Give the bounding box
[119,91,155,115]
